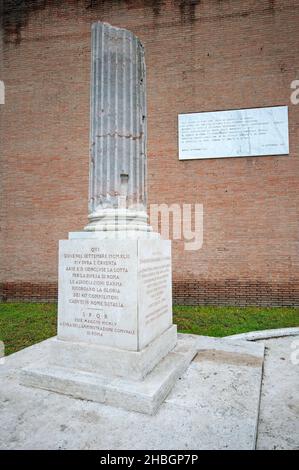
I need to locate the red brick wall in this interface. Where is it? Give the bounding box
[1,0,299,305]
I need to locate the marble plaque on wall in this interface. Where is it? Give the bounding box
[178,106,289,160]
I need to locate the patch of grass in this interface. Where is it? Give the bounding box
[0,303,298,356]
[173,305,299,337]
[0,303,57,356]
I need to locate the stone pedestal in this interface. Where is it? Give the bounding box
[20,331,196,415]
[21,234,196,414]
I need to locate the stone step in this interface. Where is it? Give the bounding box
[20,335,197,415]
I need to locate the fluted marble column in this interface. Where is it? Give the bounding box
[85,22,151,232]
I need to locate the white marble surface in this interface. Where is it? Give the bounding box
[48,325,177,381]
[20,333,195,415]
[58,239,138,350]
[256,335,299,450]
[0,333,272,449]
[138,240,172,349]
[58,238,172,351]
[178,106,289,160]
[226,327,299,341]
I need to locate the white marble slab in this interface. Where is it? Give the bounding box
[178,106,289,160]
[20,334,195,416]
[1,333,270,448]
[138,240,172,349]
[49,326,177,381]
[58,238,173,352]
[58,239,138,350]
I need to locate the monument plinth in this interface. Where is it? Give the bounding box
[21,23,196,414]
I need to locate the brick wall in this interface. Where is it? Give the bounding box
[1,0,299,306]
[1,280,298,307]
[0,282,58,303]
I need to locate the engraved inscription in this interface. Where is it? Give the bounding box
[139,254,171,326]
[58,241,138,348]
[137,242,172,350]
[178,106,289,159]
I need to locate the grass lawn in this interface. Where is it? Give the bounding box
[0,302,298,356]
[173,305,298,337]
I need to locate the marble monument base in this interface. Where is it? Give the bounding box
[20,328,197,415]
[20,234,197,414]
